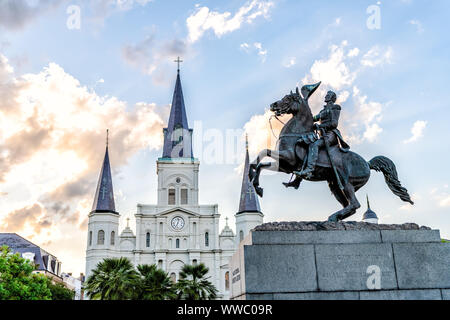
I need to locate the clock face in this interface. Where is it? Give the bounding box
[171,216,185,230]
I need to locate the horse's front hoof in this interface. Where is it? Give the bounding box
[255,186,263,197]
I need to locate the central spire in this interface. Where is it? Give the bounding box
[237,135,261,214]
[162,59,193,159]
[92,130,117,214]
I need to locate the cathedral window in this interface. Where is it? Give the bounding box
[168,189,176,205]
[205,232,209,247]
[239,230,244,243]
[110,231,115,245]
[146,232,150,247]
[176,238,180,248]
[170,273,176,283]
[97,230,105,245]
[89,231,92,246]
[181,188,188,205]
[225,271,230,291]
[193,259,197,265]
[158,260,163,269]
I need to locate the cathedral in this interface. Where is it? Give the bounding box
[85,64,264,299]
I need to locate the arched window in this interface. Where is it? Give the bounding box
[225,271,230,291]
[176,238,180,248]
[170,273,176,284]
[205,232,209,247]
[239,230,244,243]
[181,188,188,205]
[89,231,92,246]
[146,232,150,247]
[158,260,163,269]
[193,259,197,265]
[97,230,105,245]
[168,188,176,205]
[110,231,115,245]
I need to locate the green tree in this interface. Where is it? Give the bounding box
[136,264,176,300]
[0,245,52,300]
[84,257,138,300]
[176,263,218,300]
[48,281,75,300]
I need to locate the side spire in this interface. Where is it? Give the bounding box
[92,130,117,214]
[237,135,261,214]
[162,59,193,158]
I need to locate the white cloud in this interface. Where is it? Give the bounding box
[409,20,424,34]
[283,57,297,68]
[361,46,393,67]
[240,42,268,62]
[347,48,360,57]
[404,120,427,143]
[186,0,274,43]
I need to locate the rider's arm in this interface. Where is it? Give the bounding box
[328,105,341,129]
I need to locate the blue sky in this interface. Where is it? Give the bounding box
[0,0,449,274]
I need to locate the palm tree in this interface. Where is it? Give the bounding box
[176,263,218,300]
[85,257,138,300]
[136,264,176,300]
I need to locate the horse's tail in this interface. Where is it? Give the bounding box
[368,156,414,205]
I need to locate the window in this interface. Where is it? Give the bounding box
[89,231,92,246]
[239,230,244,243]
[205,232,209,247]
[170,273,176,283]
[146,232,150,247]
[158,260,163,269]
[193,259,197,265]
[225,272,230,291]
[181,188,188,205]
[97,230,105,245]
[110,231,115,245]
[176,238,180,248]
[168,189,176,205]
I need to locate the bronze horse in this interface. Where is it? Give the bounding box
[248,82,414,222]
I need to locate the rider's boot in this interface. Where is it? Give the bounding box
[294,143,318,179]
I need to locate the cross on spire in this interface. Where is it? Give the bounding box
[174,56,183,73]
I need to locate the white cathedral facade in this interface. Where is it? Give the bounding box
[85,66,264,299]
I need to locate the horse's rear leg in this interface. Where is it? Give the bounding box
[327,182,360,222]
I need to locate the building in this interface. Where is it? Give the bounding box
[0,233,63,283]
[85,64,264,299]
[362,195,379,224]
[61,273,84,300]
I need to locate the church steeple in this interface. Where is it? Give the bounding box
[162,58,193,159]
[92,130,117,214]
[237,135,261,214]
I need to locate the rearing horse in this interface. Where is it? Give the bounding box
[248,82,414,222]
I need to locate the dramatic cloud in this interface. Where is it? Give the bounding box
[186,0,274,43]
[0,0,64,31]
[404,120,427,143]
[244,41,392,151]
[0,54,167,257]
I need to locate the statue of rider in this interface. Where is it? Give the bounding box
[295,90,350,179]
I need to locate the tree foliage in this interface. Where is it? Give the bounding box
[48,281,75,300]
[85,257,139,300]
[176,263,218,300]
[136,264,176,300]
[0,245,52,300]
[85,257,218,300]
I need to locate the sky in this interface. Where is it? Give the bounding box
[0,0,450,275]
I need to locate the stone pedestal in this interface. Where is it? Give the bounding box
[230,221,450,300]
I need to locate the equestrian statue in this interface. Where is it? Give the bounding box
[248,82,414,222]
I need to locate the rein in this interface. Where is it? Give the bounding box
[269,114,286,139]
